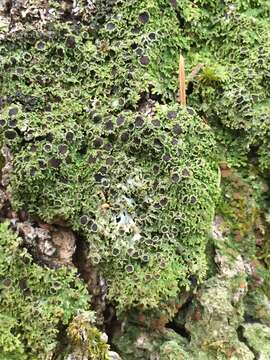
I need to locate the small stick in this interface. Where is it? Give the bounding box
[178,54,186,106]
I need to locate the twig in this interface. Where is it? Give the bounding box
[178,54,186,106]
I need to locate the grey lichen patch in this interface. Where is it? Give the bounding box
[184,277,253,360]
[113,325,189,360]
[243,323,270,360]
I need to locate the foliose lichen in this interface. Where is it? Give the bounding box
[2,0,270,359]
[179,0,270,170]
[0,221,90,359]
[0,0,220,315]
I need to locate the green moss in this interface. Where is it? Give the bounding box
[199,64,228,85]
[0,221,90,359]
[66,311,110,359]
[244,287,270,326]
[216,168,266,258]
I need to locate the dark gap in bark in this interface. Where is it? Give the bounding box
[103,304,122,349]
[166,321,191,341]
[166,297,192,341]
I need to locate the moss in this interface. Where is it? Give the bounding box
[244,287,270,326]
[215,166,270,327]
[0,221,90,359]
[66,311,110,360]
[216,167,266,258]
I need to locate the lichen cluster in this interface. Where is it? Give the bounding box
[179,0,270,170]
[0,221,90,358]
[0,0,219,314]
[0,0,270,359]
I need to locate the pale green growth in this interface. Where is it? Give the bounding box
[113,325,189,360]
[185,277,253,360]
[243,323,270,359]
[0,222,90,359]
[181,0,270,170]
[0,0,220,315]
[0,0,270,359]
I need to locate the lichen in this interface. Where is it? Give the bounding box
[113,325,189,360]
[0,0,220,316]
[179,0,270,170]
[184,276,253,360]
[0,0,270,358]
[243,323,270,359]
[0,221,90,359]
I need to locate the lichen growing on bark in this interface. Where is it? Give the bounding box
[181,0,270,170]
[0,0,219,316]
[0,221,90,358]
[0,0,270,359]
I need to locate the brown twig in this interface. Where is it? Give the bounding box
[178,54,186,106]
